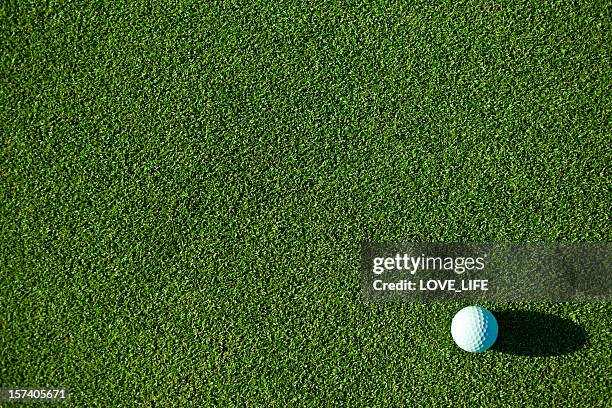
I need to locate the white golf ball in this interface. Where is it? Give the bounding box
[451,306,498,352]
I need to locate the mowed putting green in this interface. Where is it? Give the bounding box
[1,1,610,406]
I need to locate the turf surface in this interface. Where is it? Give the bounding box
[1,0,611,406]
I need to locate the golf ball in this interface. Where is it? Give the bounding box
[451,306,498,352]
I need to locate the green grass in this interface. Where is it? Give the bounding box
[1,0,610,406]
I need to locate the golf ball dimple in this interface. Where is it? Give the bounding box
[451,306,498,352]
